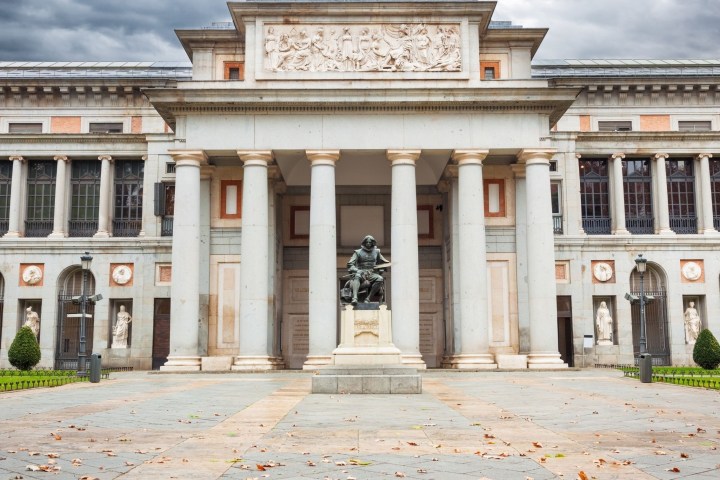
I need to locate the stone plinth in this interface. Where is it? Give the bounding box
[201,356,233,371]
[496,354,528,369]
[312,365,421,394]
[332,304,402,365]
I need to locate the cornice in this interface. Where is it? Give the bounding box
[0,134,148,145]
[574,132,720,143]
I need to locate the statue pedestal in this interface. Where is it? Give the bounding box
[596,340,613,346]
[311,304,421,394]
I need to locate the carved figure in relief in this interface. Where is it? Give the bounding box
[595,301,613,344]
[265,27,279,70]
[24,307,40,338]
[342,235,390,306]
[354,27,375,70]
[684,302,702,344]
[112,305,132,349]
[339,27,355,70]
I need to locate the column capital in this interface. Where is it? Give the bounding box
[517,148,556,165]
[168,149,208,167]
[306,150,340,166]
[237,150,273,166]
[387,149,421,165]
[200,165,216,180]
[696,153,713,160]
[610,153,625,160]
[97,154,114,163]
[511,163,526,178]
[53,155,70,163]
[655,153,670,160]
[452,149,489,165]
[8,155,25,163]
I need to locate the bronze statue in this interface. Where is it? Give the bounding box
[341,235,389,305]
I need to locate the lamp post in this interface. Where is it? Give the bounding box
[78,251,93,377]
[634,253,651,383]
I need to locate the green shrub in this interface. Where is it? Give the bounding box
[7,326,41,371]
[693,329,720,370]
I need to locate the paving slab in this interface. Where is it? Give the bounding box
[0,369,718,479]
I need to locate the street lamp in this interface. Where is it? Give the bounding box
[634,253,651,383]
[78,251,93,377]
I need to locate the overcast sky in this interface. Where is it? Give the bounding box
[0,0,719,62]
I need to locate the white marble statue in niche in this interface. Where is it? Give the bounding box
[264,23,462,73]
[112,305,132,349]
[24,307,40,339]
[684,302,702,344]
[595,301,613,345]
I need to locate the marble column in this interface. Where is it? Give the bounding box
[447,150,496,368]
[611,153,630,235]
[387,150,425,368]
[4,156,24,238]
[48,155,70,238]
[511,163,531,354]
[518,149,567,369]
[160,150,206,371]
[234,150,282,370]
[655,153,674,235]
[94,155,113,238]
[697,154,718,235]
[304,150,340,369]
[440,169,461,366]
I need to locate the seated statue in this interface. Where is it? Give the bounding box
[340,235,389,305]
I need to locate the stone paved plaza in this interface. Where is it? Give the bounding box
[1,369,718,479]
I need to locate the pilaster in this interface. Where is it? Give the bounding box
[48,155,70,238]
[654,153,674,235]
[94,155,114,238]
[697,154,718,235]
[4,156,25,238]
[610,153,630,235]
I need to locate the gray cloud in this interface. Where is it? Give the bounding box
[0,0,718,61]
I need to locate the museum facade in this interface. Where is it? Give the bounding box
[1,1,719,371]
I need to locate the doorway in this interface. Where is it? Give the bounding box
[152,298,171,369]
[556,296,574,367]
[55,269,96,370]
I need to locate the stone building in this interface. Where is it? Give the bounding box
[0,1,718,371]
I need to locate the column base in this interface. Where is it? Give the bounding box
[527,353,568,369]
[93,231,110,238]
[160,355,201,372]
[3,231,20,238]
[232,355,285,371]
[657,228,676,236]
[701,228,720,235]
[443,354,497,370]
[400,353,427,370]
[303,355,333,370]
[613,229,631,235]
[48,231,66,238]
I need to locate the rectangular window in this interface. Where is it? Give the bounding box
[579,159,611,234]
[678,121,712,132]
[711,159,720,231]
[69,160,101,237]
[598,121,632,132]
[220,180,242,219]
[551,181,562,234]
[155,183,175,236]
[666,158,697,234]
[25,161,56,237]
[9,122,42,134]
[480,61,500,80]
[88,122,123,134]
[623,159,654,234]
[0,162,11,235]
[224,62,244,80]
[113,160,144,237]
[483,179,505,217]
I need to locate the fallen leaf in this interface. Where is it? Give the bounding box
[395,472,406,478]
[655,451,667,455]
[532,442,543,448]
[306,460,316,466]
[667,467,680,473]
[47,453,60,458]
[407,442,419,446]
[578,472,589,480]
[417,468,427,473]
[256,464,266,471]
[50,432,62,441]
[680,453,689,458]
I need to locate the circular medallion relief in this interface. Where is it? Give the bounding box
[112,265,133,285]
[681,261,702,281]
[593,262,613,282]
[22,265,43,285]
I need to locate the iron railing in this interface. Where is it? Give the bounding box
[552,215,563,234]
[669,216,698,234]
[714,215,720,231]
[630,289,671,366]
[68,220,98,237]
[582,217,611,235]
[24,220,53,237]
[626,216,654,234]
[113,219,142,237]
[161,216,173,236]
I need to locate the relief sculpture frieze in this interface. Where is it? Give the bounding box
[263,23,462,73]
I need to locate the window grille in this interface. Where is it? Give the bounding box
[25,161,56,237]
[69,161,100,237]
[623,159,654,234]
[711,159,720,231]
[0,162,11,236]
[550,181,562,234]
[113,160,144,237]
[579,159,611,234]
[666,158,697,234]
[598,121,632,132]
